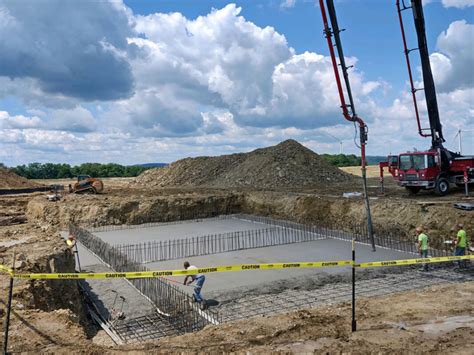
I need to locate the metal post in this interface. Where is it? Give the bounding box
[464,168,469,197]
[3,253,15,354]
[74,244,81,272]
[351,238,357,332]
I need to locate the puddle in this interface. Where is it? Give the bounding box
[409,316,474,335]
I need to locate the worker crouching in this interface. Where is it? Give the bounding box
[183,261,207,310]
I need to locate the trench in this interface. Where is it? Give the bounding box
[68,214,473,343]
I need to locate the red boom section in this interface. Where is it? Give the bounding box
[318,0,368,169]
[396,0,430,139]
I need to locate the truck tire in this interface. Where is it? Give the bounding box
[435,177,450,196]
[405,186,421,194]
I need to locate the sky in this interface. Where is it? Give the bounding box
[0,0,473,166]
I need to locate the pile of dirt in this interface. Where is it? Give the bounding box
[0,168,40,189]
[134,140,357,189]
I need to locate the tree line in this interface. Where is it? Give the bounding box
[321,154,361,167]
[9,163,155,179]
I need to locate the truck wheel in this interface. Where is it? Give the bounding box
[435,177,450,196]
[405,186,421,194]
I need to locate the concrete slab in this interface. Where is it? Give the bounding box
[93,218,268,245]
[147,238,416,296]
[60,232,157,322]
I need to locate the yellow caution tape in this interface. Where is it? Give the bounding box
[0,264,13,275]
[12,260,353,280]
[4,255,472,280]
[356,255,474,268]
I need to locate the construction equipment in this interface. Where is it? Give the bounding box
[377,0,474,196]
[69,175,104,194]
[318,0,375,251]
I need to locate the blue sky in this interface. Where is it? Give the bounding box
[0,0,473,166]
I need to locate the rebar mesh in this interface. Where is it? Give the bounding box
[70,224,220,333]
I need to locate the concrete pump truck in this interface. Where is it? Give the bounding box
[320,0,473,196]
[378,0,474,196]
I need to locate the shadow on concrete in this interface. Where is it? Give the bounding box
[205,299,219,307]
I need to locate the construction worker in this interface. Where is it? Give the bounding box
[455,224,467,268]
[183,261,207,310]
[416,226,429,271]
[66,234,76,251]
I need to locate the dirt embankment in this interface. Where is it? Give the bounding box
[133,140,356,189]
[26,188,473,247]
[0,168,42,189]
[26,190,244,228]
[241,191,473,244]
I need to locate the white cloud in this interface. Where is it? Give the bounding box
[430,20,474,92]
[280,0,297,8]
[0,111,42,129]
[0,0,135,101]
[1,2,472,166]
[49,107,97,133]
[442,0,474,8]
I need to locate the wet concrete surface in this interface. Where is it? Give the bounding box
[94,218,268,245]
[147,238,417,295]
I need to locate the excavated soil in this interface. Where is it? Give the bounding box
[0,168,41,189]
[133,140,357,189]
[3,282,473,353]
[0,141,473,353]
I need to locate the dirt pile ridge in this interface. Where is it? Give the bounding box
[133,140,356,189]
[0,168,41,189]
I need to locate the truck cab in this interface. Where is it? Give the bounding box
[396,152,440,193]
[381,150,474,196]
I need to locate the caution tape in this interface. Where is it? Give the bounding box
[0,264,13,275]
[1,255,472,280]
[11,260,352,279]
[356,255,474,268]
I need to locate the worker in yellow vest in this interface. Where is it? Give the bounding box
[455,224,467,268]
[416,226,429,271]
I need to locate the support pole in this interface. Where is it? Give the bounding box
[351,238,357,332]
[3,254,15,355]
[464,168,469,197]
[74,244,82,272]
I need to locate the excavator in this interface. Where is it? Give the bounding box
[68,175,104,194]
[319,0,474,196]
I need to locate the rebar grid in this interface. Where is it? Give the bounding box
[219,267,474,323]
[116,225,327,264]
[114,214,451,265]
[232,214,452,256]
[70,224,220,334]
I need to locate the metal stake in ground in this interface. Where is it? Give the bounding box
[3,253,15,355]
[352,238,357,332]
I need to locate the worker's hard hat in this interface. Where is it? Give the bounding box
[457,223,464,228]
[416,226,423,232]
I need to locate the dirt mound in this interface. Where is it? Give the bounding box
[0,168,40,189]
[134,140,356,189]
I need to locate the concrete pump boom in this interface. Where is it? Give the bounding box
[397,0,445,148]
[319,0,375,251]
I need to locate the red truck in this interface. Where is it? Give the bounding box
[380,151,474,195]
[378,0,474,196]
